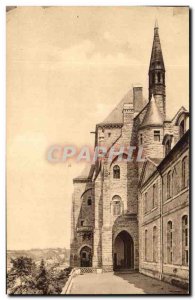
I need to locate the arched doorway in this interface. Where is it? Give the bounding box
[80,246,92,267]
[113,231,134,270]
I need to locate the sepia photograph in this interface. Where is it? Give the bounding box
[6,6,190,295]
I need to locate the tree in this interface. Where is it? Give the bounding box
[7,256,38,294]
[36,259,49,294]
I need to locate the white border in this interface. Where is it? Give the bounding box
[1,1,193,299]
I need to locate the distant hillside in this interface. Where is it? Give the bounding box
[7,248,70,269]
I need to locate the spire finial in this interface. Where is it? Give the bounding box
[154,19,158,29]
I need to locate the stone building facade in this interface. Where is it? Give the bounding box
[70,24,190,287]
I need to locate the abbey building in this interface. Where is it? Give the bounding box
[70,24,189,288]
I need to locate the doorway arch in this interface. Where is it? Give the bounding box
[80,246,92,267]
[113,230,134,270]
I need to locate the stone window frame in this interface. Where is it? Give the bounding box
[167,170,172,200]
[113,165,120,179]
[145,229,148,261]
[182,156,188,190]
[154,130,161,142]
[153,226,157,263]
[167,220,173,264]
[87,197,92,206]
[111,195,123,216]
[182,215,189,266]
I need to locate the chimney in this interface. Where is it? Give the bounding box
[133,85,143,112]
[123,103,134,124]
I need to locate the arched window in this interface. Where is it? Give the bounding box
[165,139,171,156]
[182,156,188,189]
[113,165,120,179]
[167,221,173,264]
[111,196,122,216]
[182,215,188,265]
[144,192,148,214]
[145,229,148,261]
[153,226,157,262]
[179,120,185,138]
[167,171,172,199]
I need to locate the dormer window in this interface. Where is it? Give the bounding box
[165,139,171,156]
[154,130,160,142]
[180,120,185,138]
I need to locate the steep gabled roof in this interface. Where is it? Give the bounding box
[98,89,133,125]
[140,95,163,128]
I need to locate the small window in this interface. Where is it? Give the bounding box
[144,192,148,214]
[152,184,156,208]
[140,134,143,145]
[81,220,84,226]
[108,132,111,138]
[113,165,120,179]
[152,73,155,84]
[88,197,92,205]
[167,171,172,199]
[157,72,161,83]
[167,221,173,264]
[165,139,171,156]
[154,130,160,142]
[182,215,188,265]
[180,120,185,138]
[182,156,188,189]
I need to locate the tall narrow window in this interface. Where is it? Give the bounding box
[167,221,173,264]
[152,184,156,208]
[182,156,188,189]
[154,130,160,142]
[88,197,92,205]
[112,195,122,216]
[157,72,161,83]
[113,165,120,179]
[145,229,148,261]
[140,134,143,145]
[165,140,171,156]
[182,215,188,265]
[153,226,157,262]
[167,171,172,199]
[179,120,185,138]
[144,192,148,214]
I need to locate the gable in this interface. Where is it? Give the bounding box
[139,159,158,187]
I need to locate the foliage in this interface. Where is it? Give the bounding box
[7,256,71,295]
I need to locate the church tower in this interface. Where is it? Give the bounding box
[149,21,166,118]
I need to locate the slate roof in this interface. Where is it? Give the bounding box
[149,24,165,70]
[98,89,133,125]
[140,95,163,128]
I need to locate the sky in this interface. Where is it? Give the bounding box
[7,6,189,250]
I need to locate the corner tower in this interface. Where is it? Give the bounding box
[149,21,166,118]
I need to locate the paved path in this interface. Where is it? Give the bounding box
[68,272,187,295]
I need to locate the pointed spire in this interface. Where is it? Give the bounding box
[140,95,163,128]
[149,21,165,70]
